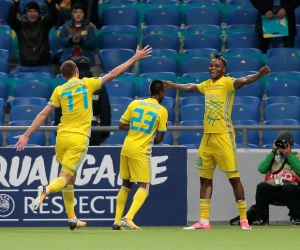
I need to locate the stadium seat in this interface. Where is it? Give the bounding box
[268,71,300,78]
[14,72,52,79]
[166,106,176,124]
[226,71,256,78]
[234,96,261,108]
[225,57,263,73]
[10,105,45,122]
[143,25,180,35]
[101,7,139,27]
[142,34,180,52]
[226,24,255,32]
[100,34,138,50]
[178,131,203,149]
[151,49,178,56]
[139,72,177,79]
[262,129,300,148]
[0,106,4,125]
[266,48,300,58]
[184,7,222,26]
[184,34,222,51]
[227,0,253,5]
[263,119,300,126]
[295,34,300,48]
[184,24,222,32]
[266,80,300,97]
[106,80,136,99]
[144,8,182,27]
[185,0,221,3]
[111,104,128,120]
[109,96,133,106]
[236,143,259,149]
[224,48,262,54]
[101,131,128,146]
[0,72,8,78]
[146,0,181,4]
[99,49,135,73]
[182,48,219,56]
[264,96,300,106]
[104,0,138,3]
[139,57,179,75]
[181,57,211,75]
[0,81,8,102]
[101,25,138,32]
[233,119,260,147]
[161,96,175,109]
[49,131,56,146]
[179,104,205,122]
[0,33,13,55]
[295,7,300,25]
[264,104,300,121]
[160,131,174,145]
[226,8,257,25]
[231,104,260,122]
[0,1,12,25]
[7,120,46,146]
[179,120,203,126]
[9,97,48,108]
[0,49,10,74]
[179,96,205,107]
[226,32,258,49]
[182,72,210,78]
[266,56,300,72]
[0,130,2,146]
[14,81,53,99]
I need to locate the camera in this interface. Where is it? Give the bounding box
[275,139,287,149]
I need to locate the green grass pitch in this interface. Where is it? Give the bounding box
[1,224,299,250]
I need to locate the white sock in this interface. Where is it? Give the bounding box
[69,216,77,223]
[45,187,49,195]
[201,219,209,225]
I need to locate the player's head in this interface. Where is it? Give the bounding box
[60,60,79,80]
[149,80,166,103]
[209,54,227,81]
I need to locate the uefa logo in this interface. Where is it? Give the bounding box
[0,194,15,217]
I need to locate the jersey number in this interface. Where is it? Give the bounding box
[131,108,158,134]
[61,86,88,111]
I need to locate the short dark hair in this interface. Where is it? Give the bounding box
[60,60,77,79]
[149,80,164,96]
[213,54,227,67]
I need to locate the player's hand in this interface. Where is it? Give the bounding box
[133,45,152,61]
[163,80,176,89]
[14,0,20,2]
[14,134,29,151]
[265,10,274,19]
[277,8,286,19]
[258,65,270,76]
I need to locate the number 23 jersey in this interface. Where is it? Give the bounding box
[48,77,102,137]
[121,98,168,161]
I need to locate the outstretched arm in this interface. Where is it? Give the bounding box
[163,81,199,92]
[102,45,152,84]
[234,65,270,90]
[14,105,55,151]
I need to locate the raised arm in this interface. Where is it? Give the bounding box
[234,65,270,90]
[163,81,200,92]
[6,0,22,32]
[102,45,152,84]
[42,0,59,30]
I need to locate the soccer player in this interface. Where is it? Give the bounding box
[14,45,152,230]
[164,55,270,230]
[113,80,168,230]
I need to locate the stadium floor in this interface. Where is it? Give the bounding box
[1,224,299,250]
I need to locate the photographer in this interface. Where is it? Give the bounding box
[254,131,300,225]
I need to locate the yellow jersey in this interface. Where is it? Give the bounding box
[120,98,168,161]
[48,77,102,137]
[197,76,235,133]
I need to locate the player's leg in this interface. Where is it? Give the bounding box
[113,155,133,230]
[122,158,150,230]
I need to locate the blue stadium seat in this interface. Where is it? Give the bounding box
[101,131,128,146]
[7,120,46,146]
[142,34,180,52]
[151,49,178,56]
[184,24,221,32]
[179,96,205,107]
[179,104,205,122]
[14,81,53,99]
[295,34,300,48]
[226,71,257,78]
[0,1,12,25]
[236,143,259,149]
[227,0,253,5]
[161,96,175,109]
[179,120,203,126]
[160,131,174,145]
[231,104,260,122]
[0,72,8,78]
[263,119,300,126]
[100,34,138,50]
[0,98,5,108]
[268,71,300,78]
[101,7,139,27]
[178,131,203,149]
[184,34,222,51]
[266,80,300,97]
[185,7,222,26]
[101,25,138,32]
[14,72,52,79]
[143,25,180,35]
[182,48,218,56]
[0,130,2,146]
[111,104,128,120]
[266,48,300,58]
[224,48,262,54]
[0,33,13,55]
[10,105,44,122]
[49,131,56,146]
[182,72,210,78]
[226,32,258,49]
[139,72,177,79]
[56,73,63,79]
[234,96,261,108]
[144,8,182,27]
[104,0,138,3]
[0,81,8,102]
[262,128,300,148]
[185,0,221,3]
[106,80,136,99]
[225,57,263,73]
[0,106,4,125]
[181,57,211,75]
[233,119,260,147]
[146,0,181,4]
[266,56,300,72]
[226,8,257,25]
[226,24,255,32]
[139,57,179,75]
[264,96,300,106]
[264,104,300,121]
[109,96,133,106]
[295,7,300,25]
[0,49,10,74]
[166,106,176,124]
[99,49,135,73]
[9,97,48,107]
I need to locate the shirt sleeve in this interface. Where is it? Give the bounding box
[197,80,208,94]
[157,107,168,132]
[120,102,133,124]
[48,87,60,108]
[85,77,103,93]
[224,77,235,92]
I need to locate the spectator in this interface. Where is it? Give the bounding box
[7,0,58,77]
[253,131,300,225]
[250,0,300,53]
[54,85,111,146]
[58,3,97,78]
